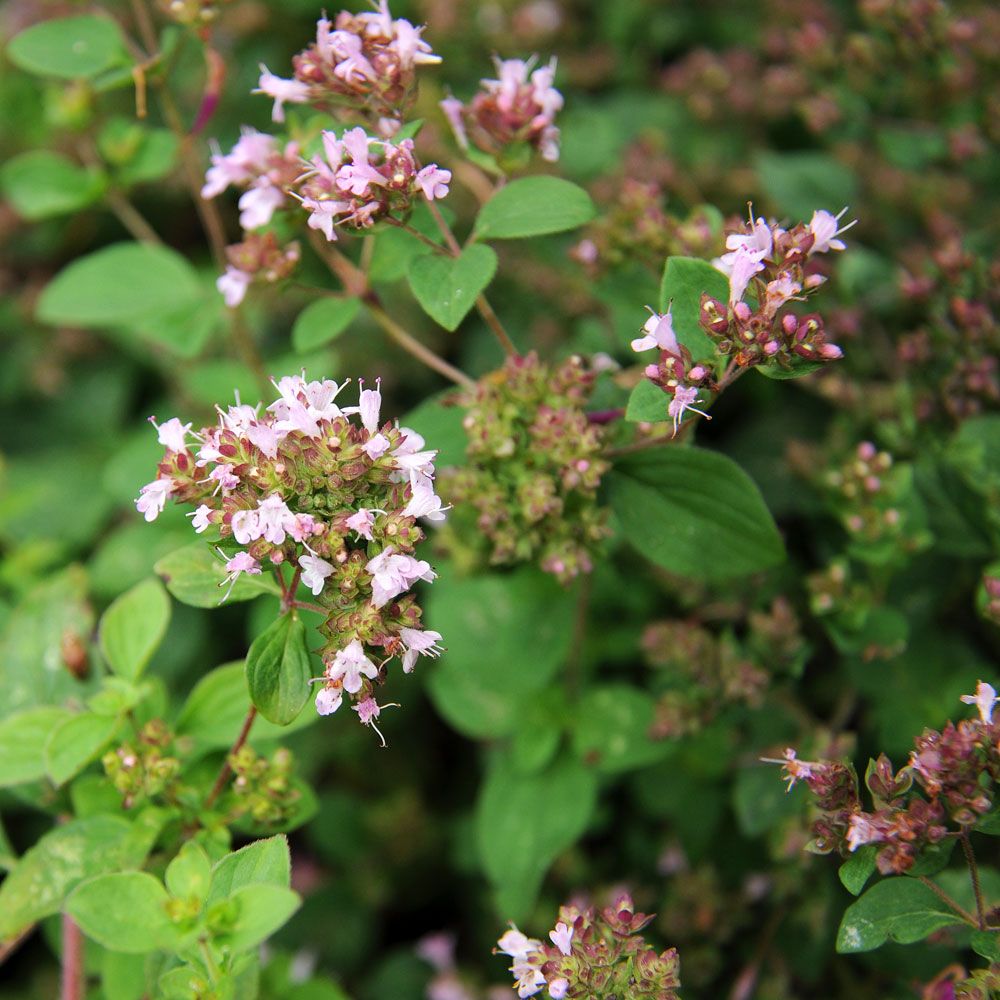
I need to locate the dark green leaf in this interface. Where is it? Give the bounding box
[757,358,825,380]
[608,448,785,579]
[625,380,667,423]
[658,256,726,360]
[972,930,1000,962]
[754,152,858,222]
[292,297,361,352]
[99,577,171,681]
[571,685,670,774]
[732,764,806,837]
[245,615,312,725]
[839,846,878,896]
[399,392,466,468]
[474,177,595,239]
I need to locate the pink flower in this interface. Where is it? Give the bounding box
[549,921,573,956]
[325,639,378,694]
[548,981,569,1000]
[231,508,261,545]
[846,813,881,852]
[631,307,679,354]
[246,421,280,458]
[440,96,468,149]
[724,248,765,305]
[366,547,436,607]
[220,551,261,602]
[254,65,310,123]
[238,182,285,229]
[189,504,214,533]
[512,963,545,998]
[208,464,239,493]
[496,927,542,962]
[330,31,377,82]
[390,17,440,67]
[403,482,448,522]
[346,508,377,540]
[363,433,391,460]
[315,686,343,716]
[399,627,444,672]
[135,478,173,521]
[358,378,382,434]
[149,416,192,453]
[667,385,711,437]
[808,207,856,254]
[254,493,295,544]
[202,128,276,198]
[217,266,252,308]
[961,680,998,725]
[288,513,318,543]
[721,212,773,261]
[299,553,334,596]
[416,164,452,200]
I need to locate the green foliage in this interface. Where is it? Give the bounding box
[659,256,727,360]
[154,544,280,608]
[99,577,171,681]
[1,151,106,220]
[7,15,129,80]
[625,379,667,423]
[245,614,313,725]
[408,245,498,330]
[292,297,361,352]
[473,177,596,239]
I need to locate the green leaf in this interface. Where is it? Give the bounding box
[625,380,667,423]
[407,245,498,331]
[754,151,858,222]
[154,543,279,608]
[476,754,597,920]
[756,358,825,380]
[658,256,727,360]
[99,577,171,681]
[7,15,129,80]
[37,243,202,329]
[399,393,466,468]
[839,846,878,896]
[0,816,133,938]
[291,297,361,352]
[971,929,1000,962]
[732,764,806,837]
[425,566,576,738]
[608,448,785,580]
[0,706,71,786]
[245,615,312,725]
[101,951,149,1000]
[217,884,301,952]
[571,685,670,774]
[67,872,180,953]
[44,712,121,785]
[1,151,105,221]
[836,877,964,953]
[165,842,212,902]
[474,177,595,240]
[207,835,291,904]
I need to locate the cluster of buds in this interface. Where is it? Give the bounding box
[156,0,231,25]
[700,207,852,369]
[571,184,721,276]
[441,56,563,168]
[439,353,609,584]
[102,720,180,809]
[770,681,1000,874]
[135,373,446,727]
[218,232,301,308]
[255,3,440,125]
[226,745,301,827]
[643,620,768,739]
[950,963,1000,1000]
[495,894,681,999]
[821,441,905,542]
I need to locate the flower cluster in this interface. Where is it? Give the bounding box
[770,681,1000,874]
[217,232,301,308]
[441,56,563,167]
[495,894,681,999]
[298,126,450,241]
[135,374,445,725]
[439,353,609,584]
[102,720,180,810]
[255,2,440,125]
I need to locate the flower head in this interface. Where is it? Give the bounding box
[631,307,680,354]
[960,680,997,725]
[667,385,711,437]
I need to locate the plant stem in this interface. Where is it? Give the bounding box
[961,831,987,930]
[292,600,327,615]
[281,567,303,614]
[105,190,164,245]
[918,875,979,927]
[204,706,257,809]
[61,914,83,1000]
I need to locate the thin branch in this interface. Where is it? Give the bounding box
[61,914,84,1000]
[961,832,987,930]
[291,600,327,615]
[204,706,257,809]
[281,566,303,614]
[105,190,164,245]
[918,875,979,927]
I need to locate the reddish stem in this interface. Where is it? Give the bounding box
[204,706,257,809]
[61,914,83,1000]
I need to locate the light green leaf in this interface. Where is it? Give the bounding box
[0,816,133,938]
[99,577,171,681]
[425,566,576,738]
[0,706,72,786]
[474,177,595,240]
[101,950,149,1000]
[44,712,122,786]
[571,685,669,774]
[1,151,105,221]
[836,877,963,953]
[608,448,785,580]
[476,754,597,921]
[625,380,667,423]
[8,15,129,80]
[154,543,279,608]
[245,615,312,725]
[207,835,291,904]
[408,245,498,331]
[37,243,202,329]
[165,842,212,902]
[291,297,361,352]
[218,884,301,952]
[658,256,727,360]
[67,872,180,953]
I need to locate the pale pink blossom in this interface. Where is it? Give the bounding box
[346,508,377,540]
[496,927,542,962]
[363,433,391,460]
[390,17,440,66]
[366,547,436,608]
[257,493,296,544]
[415,164,451,200]
[246,421,280,458]
[961,680,998,725]
[136,478,173,522]
[631,307,679,354]
[403,482,448,521]
[549,922,573,956]
[208,464,239,493]
[231,508,261,545]
[254,65,310,122]
[189,504,214,533]
[416,932,456,973]
[202,128,276,199]
[846,813,881,852]
[149,416,192,453]
[809,207,856,254]
[238,182,285,229]
[512,963,545,998]
[288,513,318,543]
[315,686,343,716]
[668,385,711,437]
[220,551,261,603]
[399,627,443,672]
[440,96,468,149]
[299,553,334,596]
[325,639,378,693]
[548,981,569,999]
[218,266,252,308]
[358,378,382,433]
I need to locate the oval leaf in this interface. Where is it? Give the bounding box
[8,15,129,80]
[408,245,498,331]
[0,151,105,221]
[571,684,670,774]
[659,256,727,360]
[245,615,312,725]
[44,712,121,786]
[67,872,179,953]
[291,296,360,352]
[608,448,785,580]
[474,177,595,240]
[218,884,301,952]
[625,380,668,423]
[99,577,171,681]
[154,543,279,608]
[0,706,72,787]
